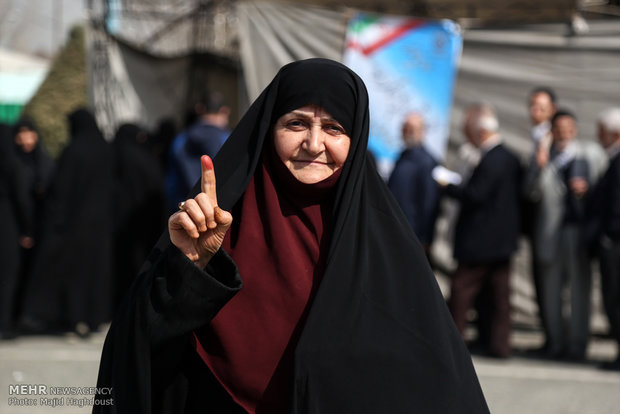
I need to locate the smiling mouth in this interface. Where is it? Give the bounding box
[292,160,331,166]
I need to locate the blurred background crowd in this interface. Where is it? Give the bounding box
[1,0,619,374]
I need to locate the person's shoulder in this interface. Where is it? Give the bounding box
[402,146,433,164]
[608,153,620,177]
[490,144,518,161]
[389,155,415,178]
[194,123,228,140]
[481,145,520,174]
[419,146,438,166]
[186,123,211,145]
[392,148,415,165]
[389,158,421,188]
[186,121,205,135]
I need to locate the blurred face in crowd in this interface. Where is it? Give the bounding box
[463,106,495,148]
[598,122,620,149]
[15,127,39,153]
[463,108,479,146]
[273,104,351,184]
[552,115,577,152]
[402,113,425,147]
[530,92,555,126]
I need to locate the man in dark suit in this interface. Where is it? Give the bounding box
[441,103,521,358]
[388,113,440,255]
[589,108,620,370]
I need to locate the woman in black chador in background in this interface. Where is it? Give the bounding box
[21,109,114,335]
[0,124,32,339]
[12,117,55,237]
[112,123,166,313]
[12,117,55,320]
[95,59,489,413]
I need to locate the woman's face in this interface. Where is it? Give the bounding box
[15,127,38,153]
[273,104,351,184]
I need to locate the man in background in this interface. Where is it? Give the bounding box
[178,90,230,194]
[524,109,591,360]
[441,104,522,358]
[529,87,557,150]
[588,108,620,370]
[388,113,440,255]
[523,87,557,353]
[166,91,230,213]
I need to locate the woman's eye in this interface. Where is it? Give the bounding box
[286,120,307,129]
[325,124,345,135]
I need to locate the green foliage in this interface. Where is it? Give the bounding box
[23,25,88,159]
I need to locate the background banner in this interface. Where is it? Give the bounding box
[344,14,462,178]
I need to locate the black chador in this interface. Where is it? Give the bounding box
[94,59,489,413]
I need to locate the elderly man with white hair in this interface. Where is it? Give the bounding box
[588,107,620,370]
[439,103,522,358]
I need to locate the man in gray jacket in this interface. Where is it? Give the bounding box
[524,109,591,361]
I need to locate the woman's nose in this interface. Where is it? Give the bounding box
[304,126,325,154]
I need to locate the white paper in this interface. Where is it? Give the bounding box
[432,165,462,186]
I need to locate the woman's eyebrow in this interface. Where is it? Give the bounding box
[288,111,341,125]
[320,116,340,124]
[289,111,314,119]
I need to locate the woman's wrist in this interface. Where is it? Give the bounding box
[193,251,215,269]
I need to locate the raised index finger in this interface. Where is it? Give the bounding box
[201,155,218,205]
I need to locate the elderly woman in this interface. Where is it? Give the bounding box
[95,59,488,413]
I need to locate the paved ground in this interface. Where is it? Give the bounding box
[1,327,618,414]
[1,332,104,414]
[476,330,620,414]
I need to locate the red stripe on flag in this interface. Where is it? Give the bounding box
[361,19,425,56]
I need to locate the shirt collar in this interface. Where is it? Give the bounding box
[531,121,551,142]
[607,140,620,160]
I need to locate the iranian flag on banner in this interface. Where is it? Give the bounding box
[344,13,462,179]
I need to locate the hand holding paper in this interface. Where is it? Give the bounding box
[432,165,462,186]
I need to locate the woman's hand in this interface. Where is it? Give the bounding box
[169,155,233,268]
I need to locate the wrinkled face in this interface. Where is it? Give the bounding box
[273,104,351,184]
[15,127,38,153]
[529,92,555,125]
[552,115,577,151]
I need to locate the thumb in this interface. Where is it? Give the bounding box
[214,206,233,232]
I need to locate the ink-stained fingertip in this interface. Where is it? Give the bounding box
[201,155,213,170]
